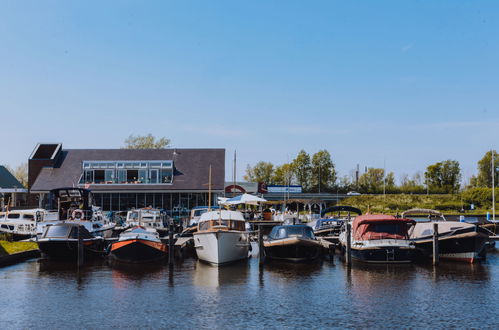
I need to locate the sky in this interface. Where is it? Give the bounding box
[1,1,498,184]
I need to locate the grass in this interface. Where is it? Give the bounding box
[337,194,496,215]
[0,241,38,257]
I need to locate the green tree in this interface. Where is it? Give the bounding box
[473,150,499,187]
[292,150,312,191]
[6,163,28,188]
[399,172,425,193]
[311,150,336,192]
[123,134,170,149]
[358,168,394,193]
[424,160,461,193]
[273,163,295,185]
[244,161,274,183]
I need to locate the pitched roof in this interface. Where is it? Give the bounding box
[30,148,225,192]
[0,166,26,191]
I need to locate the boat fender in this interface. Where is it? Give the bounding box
[72,209,85,220]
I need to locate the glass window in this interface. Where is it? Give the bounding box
[160,169,173,183]
[150,162,161,168]
[117,162,124,168]
[94,170,105,183]
[127,170,139,183]
[161,161,172,168]
[150,169,159,184]
[118,170,127,183]
[7,213,20,219]
[105,169,115,183]
[83,162,91,168]
[84,170,94,183]
[45,225,70,238]
[138,169,148,183]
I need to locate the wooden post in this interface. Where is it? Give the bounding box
[433,222,439,265]
[346,222,352,266]
[258,225,264,264]
[168,218,175,266]
[77,226,84,267]
[329,243,335,264]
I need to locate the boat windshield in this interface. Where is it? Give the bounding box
[270,226,315,240]
[44,225,70,238]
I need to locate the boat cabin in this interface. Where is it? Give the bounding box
[46,187,94,221]
[269,225,316,240]
[352,215,415,241]
[42,223,93,239]
[197,210,246,232]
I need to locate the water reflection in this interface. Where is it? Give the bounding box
[262,259,323,281]
[193,260,250,288]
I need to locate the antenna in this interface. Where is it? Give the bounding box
[493,150,496,222]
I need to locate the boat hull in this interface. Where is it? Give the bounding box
[38,239,104,260]
[413,235,488,263]
[109,239,168,264]
[264,237,323,262]
[194,231,249,265]
[351,247,416,264]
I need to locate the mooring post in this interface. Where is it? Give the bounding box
[346,222,352,266]
[168,218,174,266]
[329,243,335,264]
[77,226,84,268]
[433,222,439,266]
[258,225,264,264]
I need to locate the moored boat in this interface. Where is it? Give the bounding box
[108,226,168,263]
[193,210,249,265]
[340,214,417,264]
[264,225,323,262]
[404,209,490,263]
[37,223,104,260]
[0,209,58,241]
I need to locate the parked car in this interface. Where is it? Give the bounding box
[347,191,361,196]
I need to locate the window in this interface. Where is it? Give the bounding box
[84,170,94,183]
[160,169,173,183]
[150,169,159,184]
[118,170,126,183]
[94,170,105,183]
[127,170,139,183]
[7,213,20,219]
[138,169,148,183]
[105,170,115,183]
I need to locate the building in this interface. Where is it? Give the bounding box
[0,165,28,209]
[28,143,225,212]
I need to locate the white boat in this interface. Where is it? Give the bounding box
[35,187,115,238]
[193,210,249,265]
[0,209,59,240]
[124,208,168,236]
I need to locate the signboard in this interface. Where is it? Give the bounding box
[267,185,302,193]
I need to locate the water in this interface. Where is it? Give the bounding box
[1,248,499,328]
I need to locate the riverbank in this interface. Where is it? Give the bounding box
[0,241,40,267]
[338,194,496,215]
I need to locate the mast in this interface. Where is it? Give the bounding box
[493,150,495,221]
[233,150,236,196]
[208,165,212,212]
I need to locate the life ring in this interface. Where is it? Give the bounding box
[72,209,85,220]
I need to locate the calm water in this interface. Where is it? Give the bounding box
[1,247,499,329]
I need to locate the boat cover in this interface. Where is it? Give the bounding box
[353,214,415,241]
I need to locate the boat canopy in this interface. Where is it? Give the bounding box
[401,208,443,218]
[198,210,245,222]
[353,215,415,241]
[269,225,315,240]
[321,206,362,217]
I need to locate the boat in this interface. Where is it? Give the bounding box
[108,226,168,264]
[0,209,58,241]
[404,208,490,263]
[35,187,115,238]
[193,210,249,265]
[124,208,169,237]
[339,214,417,263]
[313,206,362,237]
[263,225,323,262]
[37,222,105,260]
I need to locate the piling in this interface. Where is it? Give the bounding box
[345,222,352,266]
[329,244,335,264]
[432,222,439,265]
[77,226,84,267]
[258,225,264,264]
[168,219,174,266]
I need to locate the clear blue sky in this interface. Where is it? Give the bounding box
[1,1,498,183]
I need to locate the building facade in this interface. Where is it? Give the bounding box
[28,144,225,212]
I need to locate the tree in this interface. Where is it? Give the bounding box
[399,172,425,193]
[311,150,336,192]
[292,150,312,191]
[273,163,295,185]
[473,150,499,188]
[123,134,170,149]
[244,161,274,183]
[6,163,28,188]
[424,160,461,193]
[358,168,394,194]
